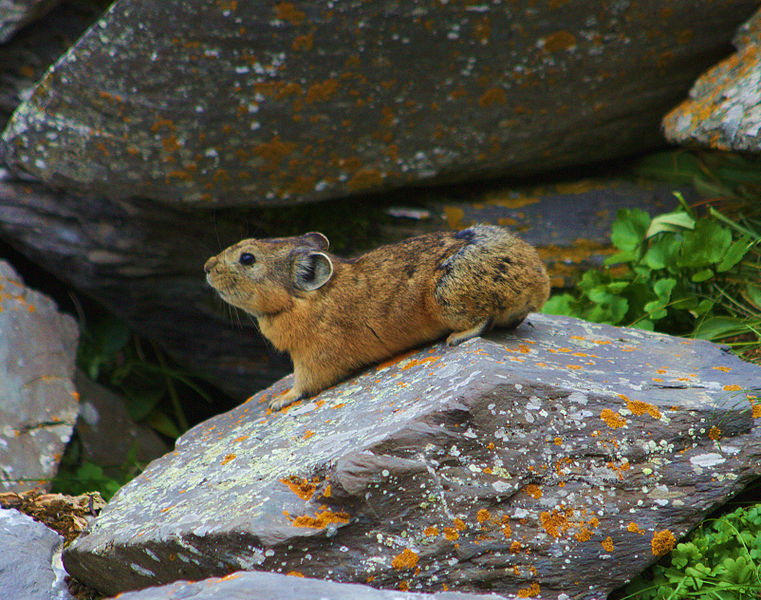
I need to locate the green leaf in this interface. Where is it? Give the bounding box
[744,284,761,310]
[716,235,753,272]
[604,250,638,265]
[691,268,714,282]
[124,387,165,422]
[646,210,695,237]
[678,220,732,267]
[541,294,578,316]
[144,411,181,439]
[644,300,667,320]
[93,317,131,358]
[643,235,682,270]
[690,299,716,317]
[653,278,677,301]
[693,317,748,340]
[611,208,651,252]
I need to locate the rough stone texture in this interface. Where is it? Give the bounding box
[663,7,761,150]
[64,314,761,598]
[110,571,500,600]
[0,0,61,43]
[0,172,694,400]
[0,260,79,492]
[1,0,757,206]
[74,370,170,474]
[0,508,73,600]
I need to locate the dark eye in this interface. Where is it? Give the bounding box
[239,252,256,266]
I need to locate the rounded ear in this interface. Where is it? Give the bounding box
[301,232,330,251]
[293,251,333,291]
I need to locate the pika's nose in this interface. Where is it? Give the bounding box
[204,256,217,274]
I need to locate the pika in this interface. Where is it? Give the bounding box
[205,225,550,411]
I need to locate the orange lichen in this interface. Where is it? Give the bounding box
[290,508,350,529]
[302,430,315,440]
[347,168,383,191]
[423,526,439,537]
[723,384,743,392]
[627,399,662,419]
[708,426,721,441]
[477,509,491,524]
[322,484,331,498]
[280,476,317,501]
[517,582,541,597]
[305,79,339,103]
[651,529,676,556]
[539,510,566,539]
[443,527,459,541]
[753,404,761,419]
[575,528,592,542]
[509,540,522,553]
[233,435,249,443]
[286,571,305,577]
[453,518,466,531]
[478,87,506,107]
[274,2,305,25]
[601,536,615,552]
[712,366,732,372]
[542,30,576,52]
[628,522,645,534]
[220,454,236,465]
[400,356,440,370]
[399,580,410,591]
[600,409,626,429]
[391,548,419,570]
[502,524,512,538]
[525,484,543,499]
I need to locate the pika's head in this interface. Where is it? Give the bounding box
[204,232,333,316]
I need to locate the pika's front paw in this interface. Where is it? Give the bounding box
[268,388,304,411]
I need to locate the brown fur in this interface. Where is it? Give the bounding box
[204,225,550,410]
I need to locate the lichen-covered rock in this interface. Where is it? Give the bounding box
[63,314,761,598]
[108,571,499,600]
[663,7,761,150]
[0,260,79,492]
[1,0,757,205]
[0,508,73,600]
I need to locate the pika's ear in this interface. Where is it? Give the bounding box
[301,232,330,251]
[293,251,333,291]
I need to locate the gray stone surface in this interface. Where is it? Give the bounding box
[663,7,761,151]
[0,260,79,492]
[64,314,761,598]
[74,370,170,473]
[1,0,757,205]
[0,507,73,600]
[110,571,500,600]
[0,0,60,43]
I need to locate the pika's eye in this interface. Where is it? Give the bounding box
[239,252,256,266]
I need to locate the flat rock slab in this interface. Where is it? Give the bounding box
[64,314,761,598]
[0,260,79,492]
[0,508,73,600]
[663,7,761,151]
[109,571,500,600]
[2,0,757,205]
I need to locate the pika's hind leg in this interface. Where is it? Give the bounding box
[446,317,494,346]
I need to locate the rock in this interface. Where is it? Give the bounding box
[63,314,761,598]
[663,7,761,151]
[108,571,499,600]
[0,0,61,44]
[1,0,757,205]
[74,370,170,474]
[0,508,73,600]
[0,1,103,128]
[0,260,79,492]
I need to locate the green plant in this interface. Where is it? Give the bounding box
[543,194,760,356]
[616,505,761,600]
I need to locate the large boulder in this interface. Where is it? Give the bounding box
[0,260,79,492]
[663,7,761,151]
[1,0,757,205]
[0,508,73,600]
[63,314,761,598]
